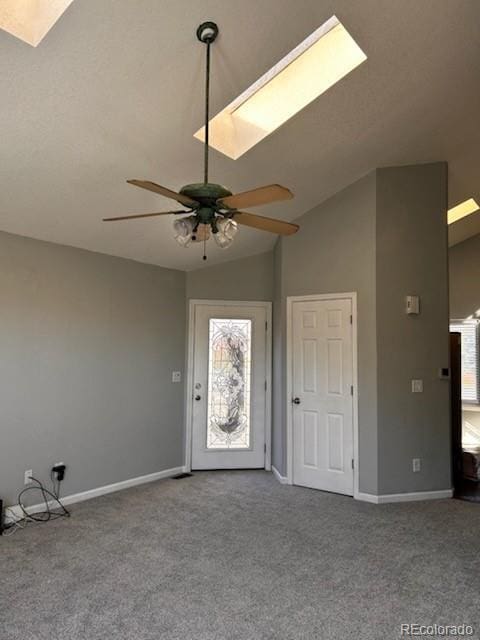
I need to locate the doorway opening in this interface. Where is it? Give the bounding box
[450,326,480,502]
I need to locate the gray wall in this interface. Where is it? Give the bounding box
[275,173,378,492]
[273,164,451,496]
[449,233,480,320]
[186,251,274,302]
[376,163,450,494]
[0,231,186,504]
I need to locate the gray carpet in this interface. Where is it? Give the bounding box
[2,471,480,640]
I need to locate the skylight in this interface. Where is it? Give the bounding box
[448,198,480,225]
[194,15,367,159]
[0,0,74,47]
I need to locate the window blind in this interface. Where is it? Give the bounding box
[450,321,479,403]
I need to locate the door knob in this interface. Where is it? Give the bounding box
[292,397,301,405]
[195,395,201,401]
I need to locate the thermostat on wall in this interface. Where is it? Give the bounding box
[406,295,420,315]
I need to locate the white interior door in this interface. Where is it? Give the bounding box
[291,297,354,495]
[190,302,269,469]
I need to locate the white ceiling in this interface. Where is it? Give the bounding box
[1,0,479,270]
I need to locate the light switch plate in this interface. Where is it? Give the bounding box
[406,295,420,315]
[411,379,423,393]
[172,371,181,383]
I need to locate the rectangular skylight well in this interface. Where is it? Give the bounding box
[0,0,74,47]
[448,198,480,225]
[194,15,367,159]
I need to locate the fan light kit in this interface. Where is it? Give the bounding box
[103,21,298,261]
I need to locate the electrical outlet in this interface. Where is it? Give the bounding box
[412,458,421,473]
[24,469,33,485]
[172,371,181,383]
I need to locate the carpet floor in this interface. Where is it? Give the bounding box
[2,470,480,639]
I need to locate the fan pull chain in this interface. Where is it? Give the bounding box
[203,235,207,261]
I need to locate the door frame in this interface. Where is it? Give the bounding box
[286,292,359,498]
[184,299,272,473]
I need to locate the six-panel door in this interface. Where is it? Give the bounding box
[292,298,354,495]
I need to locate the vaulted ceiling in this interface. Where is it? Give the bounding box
[1,0,479,270]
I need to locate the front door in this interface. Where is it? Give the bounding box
[190,302,269,469]
[291,296,354,495]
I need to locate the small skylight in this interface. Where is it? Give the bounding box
[448,198,480,225]
[0,0,74,47]
[194,15,367,159]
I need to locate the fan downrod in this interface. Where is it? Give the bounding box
[196,22,218,43]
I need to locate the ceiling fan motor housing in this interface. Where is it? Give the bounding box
[180,183,231,206]
[179,183,233,230]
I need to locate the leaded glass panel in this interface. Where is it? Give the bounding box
[206,318,252,449]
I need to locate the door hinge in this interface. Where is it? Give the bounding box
[350,385,354,396]
[351,459,354,470]
[265,320,268,331]
[350,314,353,324]
[265,379,267,391]
[264,443,267,453]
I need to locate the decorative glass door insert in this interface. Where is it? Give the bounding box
[207,319,252,449]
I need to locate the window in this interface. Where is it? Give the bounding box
[194,15,367,159]
[0,1,74,47]
[450,321,479,403]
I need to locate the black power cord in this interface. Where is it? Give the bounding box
[17,476,70,523]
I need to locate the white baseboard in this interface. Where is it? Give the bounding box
[4,465,186,525]
[356,488,453,504]
[271,465,288,485]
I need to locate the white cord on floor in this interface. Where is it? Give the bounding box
[2,507,31,536]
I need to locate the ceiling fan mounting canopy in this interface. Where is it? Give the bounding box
[196,21,218,44]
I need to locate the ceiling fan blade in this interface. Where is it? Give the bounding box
[127,180,198,207]
[233,211,299,236]
[103,210,188,222]
[218,184,293,210]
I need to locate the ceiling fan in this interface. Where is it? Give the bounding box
[103,21,299,260]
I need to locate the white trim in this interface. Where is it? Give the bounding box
[185,300,272,472]
[286,292,359,498]
[184,300,196,473]
[5,466,185,524]
[355,492,379,504]
[356,489,453,504]
[271,465,288,484]
[264,304,273,471]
